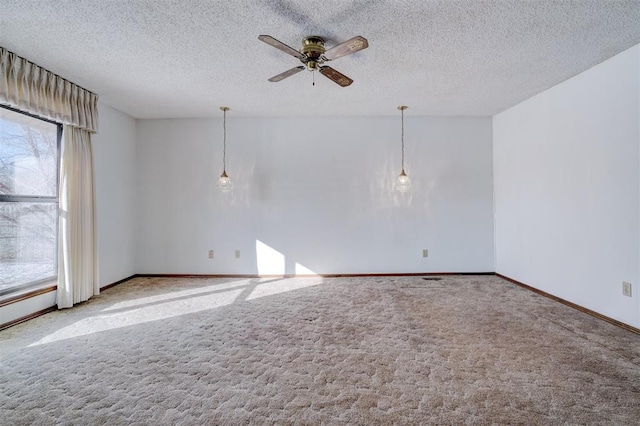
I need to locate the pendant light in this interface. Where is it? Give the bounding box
[396,105,410,193]
[217,106,233,192]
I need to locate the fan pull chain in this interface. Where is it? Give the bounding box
[313,71,315,86]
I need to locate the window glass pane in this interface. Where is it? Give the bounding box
[0,201,57,292]
[0,108,58,196]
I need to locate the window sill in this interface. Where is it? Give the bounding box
[0,282,57,307]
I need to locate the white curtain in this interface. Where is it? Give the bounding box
[57,125,99,308]
[0,46,100,308]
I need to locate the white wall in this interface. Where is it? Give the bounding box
[493,45,640,328]
[136,116,494,275]
[93,102,137,287]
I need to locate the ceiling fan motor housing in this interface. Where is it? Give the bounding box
[301,36,326,71]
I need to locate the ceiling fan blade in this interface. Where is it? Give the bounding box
[323,36,368,60]
[268,66,305,82]
[319,66,353,87]
[258,35,305,60]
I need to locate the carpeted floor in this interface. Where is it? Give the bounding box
[1,275,639,424]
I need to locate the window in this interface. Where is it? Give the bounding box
[0,105,61,295]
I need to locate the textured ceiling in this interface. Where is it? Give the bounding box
[1,0,640,119]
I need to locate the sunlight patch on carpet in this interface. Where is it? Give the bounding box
[101,279,253,312]
[246,277,323,301]
[28,288,245,347]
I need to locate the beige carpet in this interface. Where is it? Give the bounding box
[1,275,639,424]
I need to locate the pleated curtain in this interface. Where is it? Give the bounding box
[57,126,99,308]
[0,46,99,308]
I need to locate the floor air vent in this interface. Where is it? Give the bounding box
[422,277,442,281]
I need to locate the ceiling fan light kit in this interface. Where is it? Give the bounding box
[258,34,369,87]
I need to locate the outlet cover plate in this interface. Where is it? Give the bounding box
[208,250,214,259]
[622,282,632,297]
[235,250,241,258]
[422,249,429,258]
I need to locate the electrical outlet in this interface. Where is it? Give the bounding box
[208,250,214,259]
[622,282,632,297]
[422,249,429,258]
[235,250,240,259]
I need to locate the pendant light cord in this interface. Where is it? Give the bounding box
[222,108,227,172]
[401,107,405,172]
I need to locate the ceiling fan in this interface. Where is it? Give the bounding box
[258,34,369,87]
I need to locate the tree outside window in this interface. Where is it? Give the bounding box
[0,106,61,294]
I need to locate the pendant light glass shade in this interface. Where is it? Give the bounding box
[217,106,232,192]
[218,170,233,192]
[397,169,411,193]
[396,105,410,192]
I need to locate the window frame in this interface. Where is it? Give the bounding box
[0,104,62,296]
